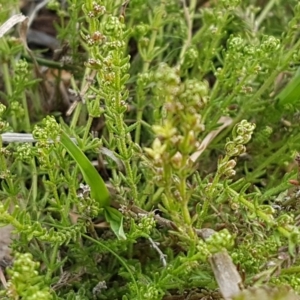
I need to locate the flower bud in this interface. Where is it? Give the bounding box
[171,151,183,169]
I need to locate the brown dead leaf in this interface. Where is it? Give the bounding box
[0,14,27,38]
[190,116,233,163]
[209,251,243,300]
[233,286,300,300]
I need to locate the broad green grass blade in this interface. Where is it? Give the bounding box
[276,68,300,107]
[59,131,110,207]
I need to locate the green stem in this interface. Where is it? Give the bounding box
[281,265,300,275]
[31,89,43,114]
[228,188,283,228]
[30,157,38,210]
[251,38,300,103]
[21,93,31,132]
[83,114,94,141]
[1,62,16,128]
[277,226,292,238]
[198,160,225,227]
[134,1,166,145]
[179,0,197,65]
[0,139,18,204]
[70,68,91,129]
[45,242,59,282]
[207,61,261,127]
[144,187,164,210]
[255,0,278,29]
[201,11,230,76]
[134,87,145,145]
[113,55,138,201]
[178,174,192,227]
[21,54,79,71]
[83,233,141,299]
[246,143,288,181]
[182,199,191,225]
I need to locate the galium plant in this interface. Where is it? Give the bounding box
[1,0,300,299]
[5,253,52,300]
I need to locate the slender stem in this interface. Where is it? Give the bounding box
[21,93,31,132]
[246,144,288,181]
[83,233,141,298]
[45,242,59,283]
[134,1,166,145]
[70,101,83,129]
[201,12,230,76]
[145,187,164,210]
[83,115,94,141]
[281,265,300,275]
[198,159,226,227]
[31,89,43,114]
[1,62,16,128]
[252,38,300,103]
[108,53,138,201]
[70,68,92,129]
[179,0,197,65]
[2,63,12,95]
[180,178,192,225]
[21,54,78,71]
[255,0,278,30]
[228,188,284,228]
[134,87,145,145]
[30,157,38,210]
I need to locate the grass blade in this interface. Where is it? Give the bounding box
[59,131,110,207]
[276,68,300,107]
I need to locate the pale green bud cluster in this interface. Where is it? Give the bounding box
[225,120,256,157]
[33,116,60,142]
[6,253,52,300]
[206,229,235,253]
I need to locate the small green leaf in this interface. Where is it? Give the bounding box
[59,131,110,207]
[104,206,126,240]
[125,122,139,134]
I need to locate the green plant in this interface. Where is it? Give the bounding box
[1,0,300,299]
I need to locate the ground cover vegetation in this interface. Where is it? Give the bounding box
[1,0,300,299]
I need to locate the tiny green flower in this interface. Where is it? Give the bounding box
[206,229,235,253]
[152,121,177,139]
[144,138,167,162]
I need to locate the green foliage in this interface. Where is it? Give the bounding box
[233,286,300,300]
[5,253,52,300]
[58,127,110,207]
[1,0,300,299]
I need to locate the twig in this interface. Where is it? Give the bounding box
[27,0,50,28]
[0,14,26,38]
[0,133,76,143]
[66,70,97,116]
[149,237,167,267]
[190,116,232,163]
[0,267,7,288]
